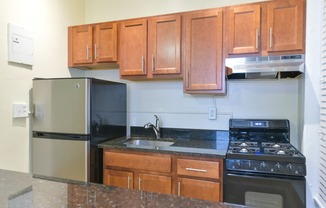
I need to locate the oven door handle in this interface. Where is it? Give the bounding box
[185,167,208,173]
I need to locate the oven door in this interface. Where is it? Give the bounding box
[224,172,305,208]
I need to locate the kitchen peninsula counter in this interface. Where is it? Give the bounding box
[0,169,246,207]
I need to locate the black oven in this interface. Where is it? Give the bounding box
[225,172,305,208]
[223,119,306,208]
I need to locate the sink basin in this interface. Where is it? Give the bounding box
[124,139,174,149]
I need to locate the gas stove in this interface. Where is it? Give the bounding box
[226,119,306,176]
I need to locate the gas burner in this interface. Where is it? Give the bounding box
[230,141,258,147]
[264,147,299,156]
[262,142,292,149]
[228,146,260,154]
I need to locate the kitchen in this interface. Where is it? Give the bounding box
[0,0,320,207]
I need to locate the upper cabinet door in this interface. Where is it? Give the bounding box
[228,5,261,54]
[184,9,224,94]
[69,25,93,65]
[148,15,181,76]
[267,0,304,52]
[95,22,118,63]
[119,19,147,76]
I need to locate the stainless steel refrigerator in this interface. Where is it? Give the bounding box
[32,77,126,183]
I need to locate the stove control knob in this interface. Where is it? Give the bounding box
[274,163,281,172]
[247,161,252,169]
[260,162,268,170]
[287,163,294,173]
[236,161,241,168]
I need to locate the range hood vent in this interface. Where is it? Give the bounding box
[225,54,305,79]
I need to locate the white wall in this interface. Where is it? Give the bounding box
[0,0,85,173]
[303,0,322,207]
[85,0,266,23]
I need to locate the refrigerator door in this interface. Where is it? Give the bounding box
[32,133,90,182]
[33,78,90,134]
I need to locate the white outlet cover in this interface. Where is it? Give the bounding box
[13,103,29,118]
[208,107,217,120]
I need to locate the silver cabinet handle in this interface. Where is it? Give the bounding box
[94,44,97,59]
[178,181,181,196]
[255,28,259,49]
[152,54,155,72]
[86,45,90,59]
[138,177,142,190]
[269,27,273,48]
[141,55,144,72]
[186,71,189,88]
[185,167,208,173]
[127,176,131,189]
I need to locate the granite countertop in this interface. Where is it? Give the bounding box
[99,136,229,158]
[0,169,247,208]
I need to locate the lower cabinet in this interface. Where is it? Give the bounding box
[104,169,133,189]
[177,178,220,202]
[103,150,223,202]
[103,169,172,194]
[138,173,172,194]
[176,158,221,202]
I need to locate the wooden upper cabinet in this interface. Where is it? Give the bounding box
[228,5,261,54]
[184,9,224,94]
[227,0,305,56]
[267,0,304,52]
[69,25,93,66]
[95,23,117,63]
[119,15,182,79]
[148,15,182,77]
[119,19,147,76]
[68,22,118,68]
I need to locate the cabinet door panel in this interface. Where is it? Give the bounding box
[184,10,224,92]
[119,19,147,76]
[71,25,93,65]
[267,0,304,52]
[95,22,117,63]
[178,178,220,202]
[149,15,181,75]
[103,169,133,189]
[138,173,172,194]
[228,5,261,54]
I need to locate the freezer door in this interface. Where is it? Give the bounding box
[32,136,89,182]
[33,78,90,134]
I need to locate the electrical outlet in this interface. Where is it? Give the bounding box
[208,107,217,120]
[13,103,29,118]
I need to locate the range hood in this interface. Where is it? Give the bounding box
[225,54,305,79]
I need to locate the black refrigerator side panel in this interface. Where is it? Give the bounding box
[91,80,126,139]
[90,80,127,183]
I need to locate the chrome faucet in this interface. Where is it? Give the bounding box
[144,115,160,139]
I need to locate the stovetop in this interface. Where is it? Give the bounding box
[226,119,306,176]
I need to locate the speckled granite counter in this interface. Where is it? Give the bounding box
[99,129,229,158]
[0,169,247,208]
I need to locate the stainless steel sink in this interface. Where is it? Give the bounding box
[124,139,174,149]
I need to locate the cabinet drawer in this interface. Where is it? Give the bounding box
[177,159,220,179]
[104,151,171,173]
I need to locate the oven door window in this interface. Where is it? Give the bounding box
[245,192,283,208]
[224,173,305,208]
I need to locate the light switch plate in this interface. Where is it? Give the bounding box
[13,103,29,118]
[208,107,217,120]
